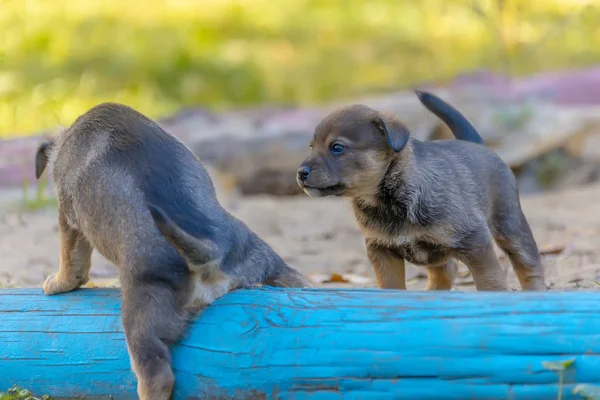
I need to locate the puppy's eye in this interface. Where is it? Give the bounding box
[330,143,345,155]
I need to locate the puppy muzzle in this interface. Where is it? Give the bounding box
[297,162,346,197]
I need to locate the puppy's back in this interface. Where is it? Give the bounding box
[51,103,232,268]
[50,103,150,178]
[415,139,518,220]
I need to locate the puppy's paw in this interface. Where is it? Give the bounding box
[78,273,90,287]
[137,368,175,400]
[42,274,83,295]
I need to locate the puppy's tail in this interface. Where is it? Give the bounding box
[35,139,55,179]
[414,90,485,145]
[148,204,221,270]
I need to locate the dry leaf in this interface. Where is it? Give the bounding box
[328,273,349,283]
[539,242,567,256]
[308,272,349,284]
[308,272,373,285]
[308,273,329,284]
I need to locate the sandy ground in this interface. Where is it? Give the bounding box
[1,175,600,292]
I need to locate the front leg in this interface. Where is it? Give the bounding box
[366,238,406,289]
[43,212,93,295]
[425,259,457,291]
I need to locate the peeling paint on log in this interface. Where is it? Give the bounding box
[1,288,600,399]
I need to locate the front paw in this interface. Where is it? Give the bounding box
[42,274,82,295]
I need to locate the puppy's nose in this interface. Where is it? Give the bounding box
[297,166,311,182]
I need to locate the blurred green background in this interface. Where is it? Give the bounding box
[1,0,598,137]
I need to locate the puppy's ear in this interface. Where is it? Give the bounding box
[35,140,54,179]
[148,204,220,269]
[372,114,410,152]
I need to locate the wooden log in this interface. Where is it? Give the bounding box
[1,288,600,399]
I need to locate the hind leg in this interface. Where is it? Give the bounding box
[425,259,458,291]
[457,228,509,291]
[43,212,93,295]
[493,209,546,291]
[462,244,509,291]
[121,276,189,400]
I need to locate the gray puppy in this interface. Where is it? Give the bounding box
[35,103,309,400]
[296,90,545,292]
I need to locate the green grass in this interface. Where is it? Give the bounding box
[1,0,599,137]
[0,387,50,400]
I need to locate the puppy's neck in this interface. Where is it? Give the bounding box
[352,140,415,207]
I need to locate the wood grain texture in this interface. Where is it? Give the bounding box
[1,288,599,399]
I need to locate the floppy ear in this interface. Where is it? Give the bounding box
[35,140,54,179]
[372,114,410,152]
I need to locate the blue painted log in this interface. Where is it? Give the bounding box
[1,288,600,399]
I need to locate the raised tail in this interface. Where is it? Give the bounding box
[148,204,221,270]
[414,90,485,145]
[35,139,55,179]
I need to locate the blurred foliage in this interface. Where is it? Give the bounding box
[19,176,56,212]
[0,0,599,136]
[535,150,570,188]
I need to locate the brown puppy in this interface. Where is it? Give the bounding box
[297,91,545,292]
[35,103,310,400]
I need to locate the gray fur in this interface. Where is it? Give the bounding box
[36,102,309,400]
[297,91,545,292]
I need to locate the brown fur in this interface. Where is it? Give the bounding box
[425,260,458,291]
[365,238,407,289]
[297,93,545,292]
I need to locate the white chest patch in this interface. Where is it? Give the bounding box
[361,222,419,246]
[187,264,237,312]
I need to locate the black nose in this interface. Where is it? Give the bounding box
[297,166,311,182]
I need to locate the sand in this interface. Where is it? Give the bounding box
[1,177,599,292]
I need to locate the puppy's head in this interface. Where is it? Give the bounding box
[297,104,410,198]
